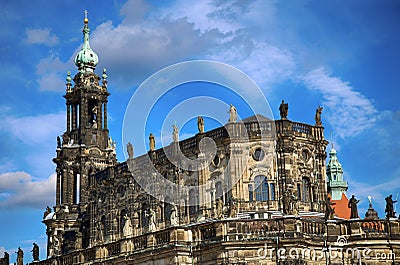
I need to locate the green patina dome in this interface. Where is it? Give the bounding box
[74,17,98,72]
[327,147,342,171]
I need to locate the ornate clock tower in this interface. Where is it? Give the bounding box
[44,12,116,256]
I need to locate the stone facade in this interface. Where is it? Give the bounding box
[31,16,400,265]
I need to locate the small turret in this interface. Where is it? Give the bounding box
[326,145,348,200]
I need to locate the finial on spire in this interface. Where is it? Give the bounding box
[84,10,89,24]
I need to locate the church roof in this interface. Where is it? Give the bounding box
[330,193,351,219]
[240,114,272,123]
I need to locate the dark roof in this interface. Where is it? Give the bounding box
[240,114,272,123]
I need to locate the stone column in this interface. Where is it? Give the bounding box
[67,103,71,132]
[56,168,61,205]
[72,104,77,130]
[97,102,102,130]
[103,101,108,129]
[62,168,69,204]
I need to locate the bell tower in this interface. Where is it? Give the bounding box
[326,145,348,200]
[43,12,117,255]
[53,12,116,207]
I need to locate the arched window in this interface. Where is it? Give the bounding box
[297,183,302,201]
[164,197,172,222]
[120,209,127,237]
[248,184,253,202]
[270,183,275,200]
[302,177,311,202]
[254,175,269,201]
[141,203,149,228]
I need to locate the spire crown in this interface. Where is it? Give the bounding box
[74,11,99,73]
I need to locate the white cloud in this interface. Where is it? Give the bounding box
[38,72,66,92]
[91,18,222,88]
[0,112,65,146]
[25,28,59,46]
[210,40,295,89]
[0,171,55,209]
[36,55,72,92]
[302,67,378,138]
[161,0,243,34]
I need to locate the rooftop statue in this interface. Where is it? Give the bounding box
[279,100,288,119]
[348,194,360,219]
[385,194,397,218]
[228,104,237,123]
[315,106,323,126]
[127,142,134,159]
[32,243,39,261]
[324,197,335,220]
[149,134,155,151]
[197,116,204,133]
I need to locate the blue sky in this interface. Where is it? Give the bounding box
[1,0,400,262]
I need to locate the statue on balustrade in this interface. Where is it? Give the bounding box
[127,142,134,159]
[228,104,237,123]
[170,204,179,226]
[279,100,288,119]
[31,242,39,261]
[315,106,323,126]
[16,247,23,265]
[197,116,204,133]
[348,195,360,219]
[385,194,397,218]
[43,206,52,219]
[0,252,9,265]
[173,124,179,142]
[149,133,156,151]
[123,214,133,237]
[324,197,335,220]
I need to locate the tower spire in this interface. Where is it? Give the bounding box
[74,10,98,72]
[326,146,348,200]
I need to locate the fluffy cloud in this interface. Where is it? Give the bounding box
[0,171,55,209]
[0,112,65,146]
[25,28,59,46]
[91,18,222,89]
[302,67,377,138]
[210,40,295,89]
[0,112,65,177]
[36,55,72,92]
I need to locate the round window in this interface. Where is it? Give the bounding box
[252,147,265,161]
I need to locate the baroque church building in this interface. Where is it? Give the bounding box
[28,15,400,265]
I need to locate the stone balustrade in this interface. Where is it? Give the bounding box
[32,217,400,265]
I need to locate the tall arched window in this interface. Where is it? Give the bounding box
[120,209,127,237]
[297,183,302,201]
[302,177,311,202]
[141,203,149,228]
[254,175,269,201]
[164,197,172,222]
[270,183,276,200]
[248,184,253,202]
